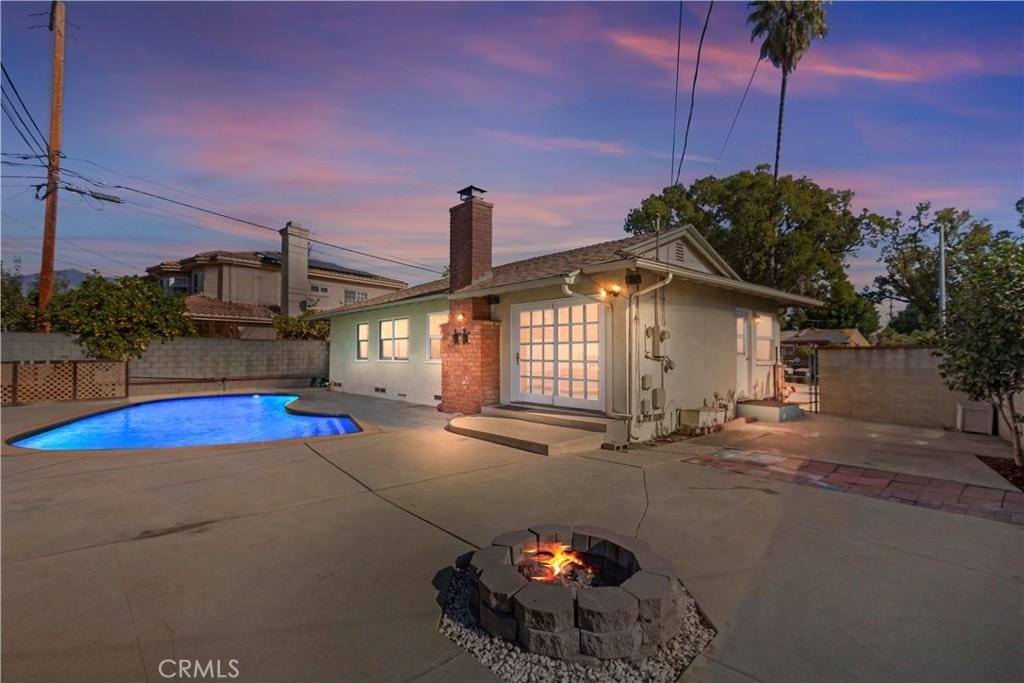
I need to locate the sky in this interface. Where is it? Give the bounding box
[2,1,1022,290]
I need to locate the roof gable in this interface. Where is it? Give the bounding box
[623,226,740,280]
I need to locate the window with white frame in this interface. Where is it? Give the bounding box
[736,316,746,355]
[379,318,409,361]
[754,313,775,362]
[427,313,446,362]
[345,289,368,305]
[311,285,328,294]
[356,322,369,360]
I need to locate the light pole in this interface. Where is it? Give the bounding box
[938,221,947,326]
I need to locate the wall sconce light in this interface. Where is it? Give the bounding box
[451,328,470,345]
[456,313,465,322]
[609,284,622,297]
[451,330,461,345]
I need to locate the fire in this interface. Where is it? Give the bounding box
[520,542,592,583]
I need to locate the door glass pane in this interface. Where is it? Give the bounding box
[586,343,599,361]
[557,307,569,324]
[571,362,585,379]
[558,344,570,360]
[531,309,543,326]
[586,362,600,381]
[543,308,554,325]
[571,345,584,361]
[531,327,544,343]
[543,326,554,342]
[586,323,599,340]
[542,379,554,395]
[520,311,531,326]
[520,328,530,343]
[543,362,554,378]
[571,305,584,323]
[520,378,529,393]
[572,380,585,397]
[584,303,598,321]
[557,363,570,378]
[571,325,584,342]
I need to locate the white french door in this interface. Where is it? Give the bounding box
[736,309,752,399]
[512,299,604,410]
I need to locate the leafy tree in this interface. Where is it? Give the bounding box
[624,166,876,311]
[45,275,195,360]
[868,202,1012,332]
[273,312,330,340]
[747,0,829,181]
[787,279,879,335]
[938,241,1024,465]
[1,259,36,332]
[873,327,938,348]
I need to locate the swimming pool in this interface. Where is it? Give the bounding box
[11,394,360,450]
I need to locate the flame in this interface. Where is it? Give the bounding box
[521,542,592,582]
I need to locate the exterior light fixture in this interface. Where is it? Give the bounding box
[456,313,465,322]
[599,289,608,300]
[451,330,461,345]
[609,284,622,297]
[460,329,470,344]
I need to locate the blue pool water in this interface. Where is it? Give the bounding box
[12,394,360,450]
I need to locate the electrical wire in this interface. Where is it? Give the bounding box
[1,99,47,159]
[669,1,683,188]
[673,0,714,186]
[1,212,146,272]
[712,55,761,176]
[1,64,48,153]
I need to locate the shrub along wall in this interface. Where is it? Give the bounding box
[819,346,1019,443]
[1,333,328,397]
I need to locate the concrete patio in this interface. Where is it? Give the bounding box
[2,392,1022,682]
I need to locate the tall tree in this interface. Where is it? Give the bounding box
[938,241,1024,465]
[869,202,1012,332]
[624,166,877,314]
[747,1,829,181]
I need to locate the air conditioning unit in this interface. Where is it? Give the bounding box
[957,401,994,435]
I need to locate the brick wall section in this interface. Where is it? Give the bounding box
[819,347,970,428]
[440,315,501,414]
[449,197,493,291]
[1,333,327,396]
[1,332,88,362]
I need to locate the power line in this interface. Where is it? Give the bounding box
[712,54,761,176]
[1,99,46,159]
[673,0,714,186]
[2,234,115,276]
[1,64,48,153]
[1,212,146,272]
[669,1,683,188]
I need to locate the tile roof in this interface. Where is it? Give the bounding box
[152,250,407,287]
[315,234,650,316]
[185,295,277,322]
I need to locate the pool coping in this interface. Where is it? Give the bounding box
[2,392,381,456]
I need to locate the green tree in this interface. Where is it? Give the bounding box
[786,280,879,335]
[624,166,876,310]
[45,275,195,360]
[747,0,829,181]
[272,312,330,340]
[868,202,1012,332]
[938,241,1024,465]
[1,259,36,332]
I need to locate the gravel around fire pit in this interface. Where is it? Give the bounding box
[438,567,716,683]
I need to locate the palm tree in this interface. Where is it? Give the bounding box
[748,1,829,180]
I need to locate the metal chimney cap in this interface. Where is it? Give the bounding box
[457,185,487,201]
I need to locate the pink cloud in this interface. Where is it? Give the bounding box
[810,167,1008,214]
[462,37,557,76]
[483,129,629,156]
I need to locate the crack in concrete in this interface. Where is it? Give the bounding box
[305,443,480,551]
[634,467,650,538]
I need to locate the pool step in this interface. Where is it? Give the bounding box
[446,416,605,456]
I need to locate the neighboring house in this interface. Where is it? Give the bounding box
[313,187,820,442]
[148,222,407,338]
[781,328,871,347]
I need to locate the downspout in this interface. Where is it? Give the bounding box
[627,272,673,440]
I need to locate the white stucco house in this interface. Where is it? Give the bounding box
[312,186,819,442]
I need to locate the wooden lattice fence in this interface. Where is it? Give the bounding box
[1,361,127,406]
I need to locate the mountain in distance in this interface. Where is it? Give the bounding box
[17,268,98,294]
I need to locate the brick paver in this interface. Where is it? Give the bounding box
[676,449,1023,526]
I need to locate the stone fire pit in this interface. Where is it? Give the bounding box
[467,524,688,662]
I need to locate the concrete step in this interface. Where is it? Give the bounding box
[481,405,628,444]
[447,416,605,456]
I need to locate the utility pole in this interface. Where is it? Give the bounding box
[938,221,947,326]
[36,0,66,332]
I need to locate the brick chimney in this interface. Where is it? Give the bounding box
[279,221,309,317]
[441,186,501,414]
[449,185,493,293]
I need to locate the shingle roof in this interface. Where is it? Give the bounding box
[185,295,277,322]
[454,234,649,294]
[314,234,649,317]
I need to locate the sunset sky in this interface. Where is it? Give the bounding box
[2,1,1022,288]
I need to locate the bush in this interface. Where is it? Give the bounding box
[45,275,195,360]
[272,313,330,340]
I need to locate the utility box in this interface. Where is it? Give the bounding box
[678,407,727,432]
[957,401,995,435]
